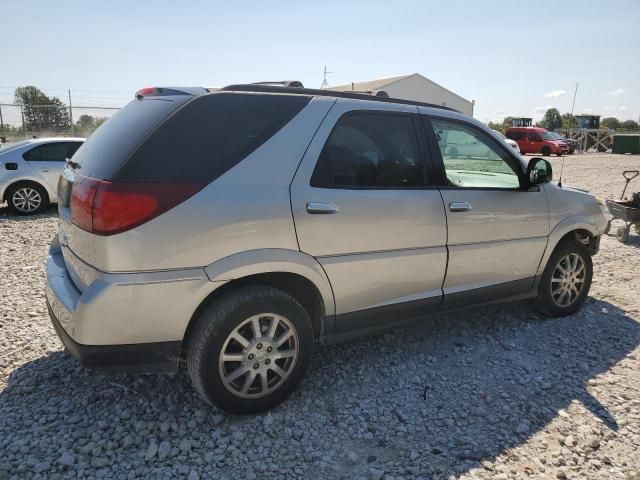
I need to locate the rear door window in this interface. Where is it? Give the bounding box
[310,112,425,188]
[115,92,311,183]
[23,142,70,161]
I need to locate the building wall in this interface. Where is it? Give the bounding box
[382,76,473,116]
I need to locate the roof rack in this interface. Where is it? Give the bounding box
[252,80,304,88]
[220,84,457,112]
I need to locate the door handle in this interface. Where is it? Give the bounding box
[306,202,339,214]
[40,168,49,172]
[449,201,472,212]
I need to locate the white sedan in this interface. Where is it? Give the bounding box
[492,129,521,154]
[0,137,85,214]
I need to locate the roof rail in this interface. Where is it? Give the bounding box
[220,84,457,112]
[252,80,304,88]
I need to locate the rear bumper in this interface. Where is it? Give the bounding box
[45,235,218,373]
[47,300,181,373]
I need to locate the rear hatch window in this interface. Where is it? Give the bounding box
[114,92,311,182]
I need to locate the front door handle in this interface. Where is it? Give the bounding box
[40,168,49,172]
[449,201,472,212]
[306,202,339,214]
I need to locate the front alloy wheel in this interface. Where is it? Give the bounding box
[538,240,592,317]
[550,253,586,307]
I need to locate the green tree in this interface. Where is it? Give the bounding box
[76,114,95,130]
[561,113,575,129]
[14,86,71,133]
[488,121,502,131]
[501,116,515,131]
[600,117,620,130]
[620,120,640,132]
[539,108,563,130]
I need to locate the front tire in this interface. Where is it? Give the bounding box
[541,146,552,157]
[537,240,592,317]
[187,286,314,414]
[6,183,48,215]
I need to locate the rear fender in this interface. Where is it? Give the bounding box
[204,248,336,316]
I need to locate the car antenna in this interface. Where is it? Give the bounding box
[559,82,579,188]
[558,154,565,188]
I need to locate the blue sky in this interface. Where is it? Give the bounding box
[2,0,639,123]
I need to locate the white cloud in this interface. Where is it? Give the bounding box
[534,105,553,113]
[606,88,628,96]
[619,106,628,112]
[494,109,505,116]
[603,106,616,111]
[582,108,594,113]
[545,89,566,98]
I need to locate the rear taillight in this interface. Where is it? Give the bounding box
[70,175,203,236]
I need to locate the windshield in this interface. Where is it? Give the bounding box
[0,140,30,154]
[540,132,556,141]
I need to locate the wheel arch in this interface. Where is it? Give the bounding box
[181,249,336,355]
[3,178,51,205]
[537,218,599,276]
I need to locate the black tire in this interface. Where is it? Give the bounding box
[187,286,314,414]
[616,226,630,243]
[6,182,48,215]
[541,146,551,157]
[448,147,458,159]
[537,240,592,317]
[635,224,640,236]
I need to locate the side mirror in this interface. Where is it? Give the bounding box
[527,157,552,185]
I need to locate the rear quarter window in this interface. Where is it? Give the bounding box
[114,92,311,183]
[71,97,189,179]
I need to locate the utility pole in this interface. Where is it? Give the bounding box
[320,66,333,89]
[570,82,578,124]
[68,89,75,135]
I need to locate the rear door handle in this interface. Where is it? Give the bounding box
[306,202,339,214]
[449,201,472,212]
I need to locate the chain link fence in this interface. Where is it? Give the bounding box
[0,103,120,142]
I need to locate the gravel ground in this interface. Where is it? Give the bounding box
[1,153,639,480]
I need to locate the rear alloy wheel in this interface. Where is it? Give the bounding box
[537,240,592,317]
[7,184,48,215]
[541,146,551,157]
[187,286,313,414]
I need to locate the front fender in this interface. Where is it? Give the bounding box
[204,248,336,316]
[536,216,600,276]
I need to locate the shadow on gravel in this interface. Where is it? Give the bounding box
[1,298,639,478]
[0,204,58,220]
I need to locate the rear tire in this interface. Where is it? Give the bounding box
[541,146,551,157]
[635,223,640,236]
[537,240,592,317]
[6,183,48,215]
[187,286,314,414]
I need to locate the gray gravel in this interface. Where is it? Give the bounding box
[1,153,639,480]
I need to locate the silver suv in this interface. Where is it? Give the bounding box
[46,84,607,413]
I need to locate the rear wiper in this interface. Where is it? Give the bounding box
[65,159,81,170]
